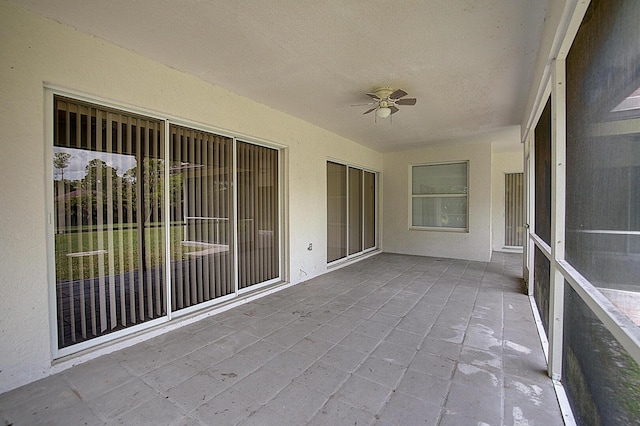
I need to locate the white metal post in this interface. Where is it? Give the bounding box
[165,121,172,320]
[548,58,567,381]
[233,138,239,296]
[527,132,537,297]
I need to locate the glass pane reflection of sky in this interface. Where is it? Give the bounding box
[53,147,137,181]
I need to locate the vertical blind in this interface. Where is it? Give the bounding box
[504,173,524,247]
[169,125,233,311]
[54,96,165,348]
[237,141,279,289]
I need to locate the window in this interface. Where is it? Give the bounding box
[327,161,377,263]
[411,162,468,231]
[52,94,282,352]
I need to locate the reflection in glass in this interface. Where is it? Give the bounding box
[54,96,165,348]
[533,247,550,336]
[563,283,640,424]
[412,197,467,229]
[412,162,467,195]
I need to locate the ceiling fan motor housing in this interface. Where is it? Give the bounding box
[373,87,394,100]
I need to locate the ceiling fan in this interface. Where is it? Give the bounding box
[352,87,417,121]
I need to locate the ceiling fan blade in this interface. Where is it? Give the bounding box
[351,102,376,106]
[363,107,378,115]
[366,93,381,100]
[396,98,417,105]
[389,89,408,99]
[390,106,400,114]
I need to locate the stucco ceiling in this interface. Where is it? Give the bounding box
[11,0,549,152]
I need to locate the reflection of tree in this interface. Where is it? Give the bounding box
[168,162,183,212]
[53,152,71,180]
[124,159,165,224]
[56,156,183,229]
[71,159,129,226]
[84,159,119,189]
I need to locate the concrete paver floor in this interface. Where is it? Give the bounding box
[0,252,565,425]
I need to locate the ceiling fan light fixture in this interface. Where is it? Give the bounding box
[376,107,392,119]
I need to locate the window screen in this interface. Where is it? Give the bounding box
[566,0,640,326]
[564,0,640,422]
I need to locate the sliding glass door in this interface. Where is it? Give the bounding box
[52,95,282,352]
[327,161,377,263]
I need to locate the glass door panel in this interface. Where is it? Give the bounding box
[237,141,279,289]
[169,125,233,311]
[327,162,347,262]
[348,168,363,255]
[54,96,166,348]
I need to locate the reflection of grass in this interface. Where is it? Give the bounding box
[564,346,602,425]
[55,225,189,281]
[601,325,640,421]
[624,360,640,419]
[566,294,640,424]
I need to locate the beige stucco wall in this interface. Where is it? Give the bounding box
[491,147,524,251]
[382,128,520,263]
[0,2,383,393]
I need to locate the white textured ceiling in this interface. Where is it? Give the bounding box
[11,0,549,152]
